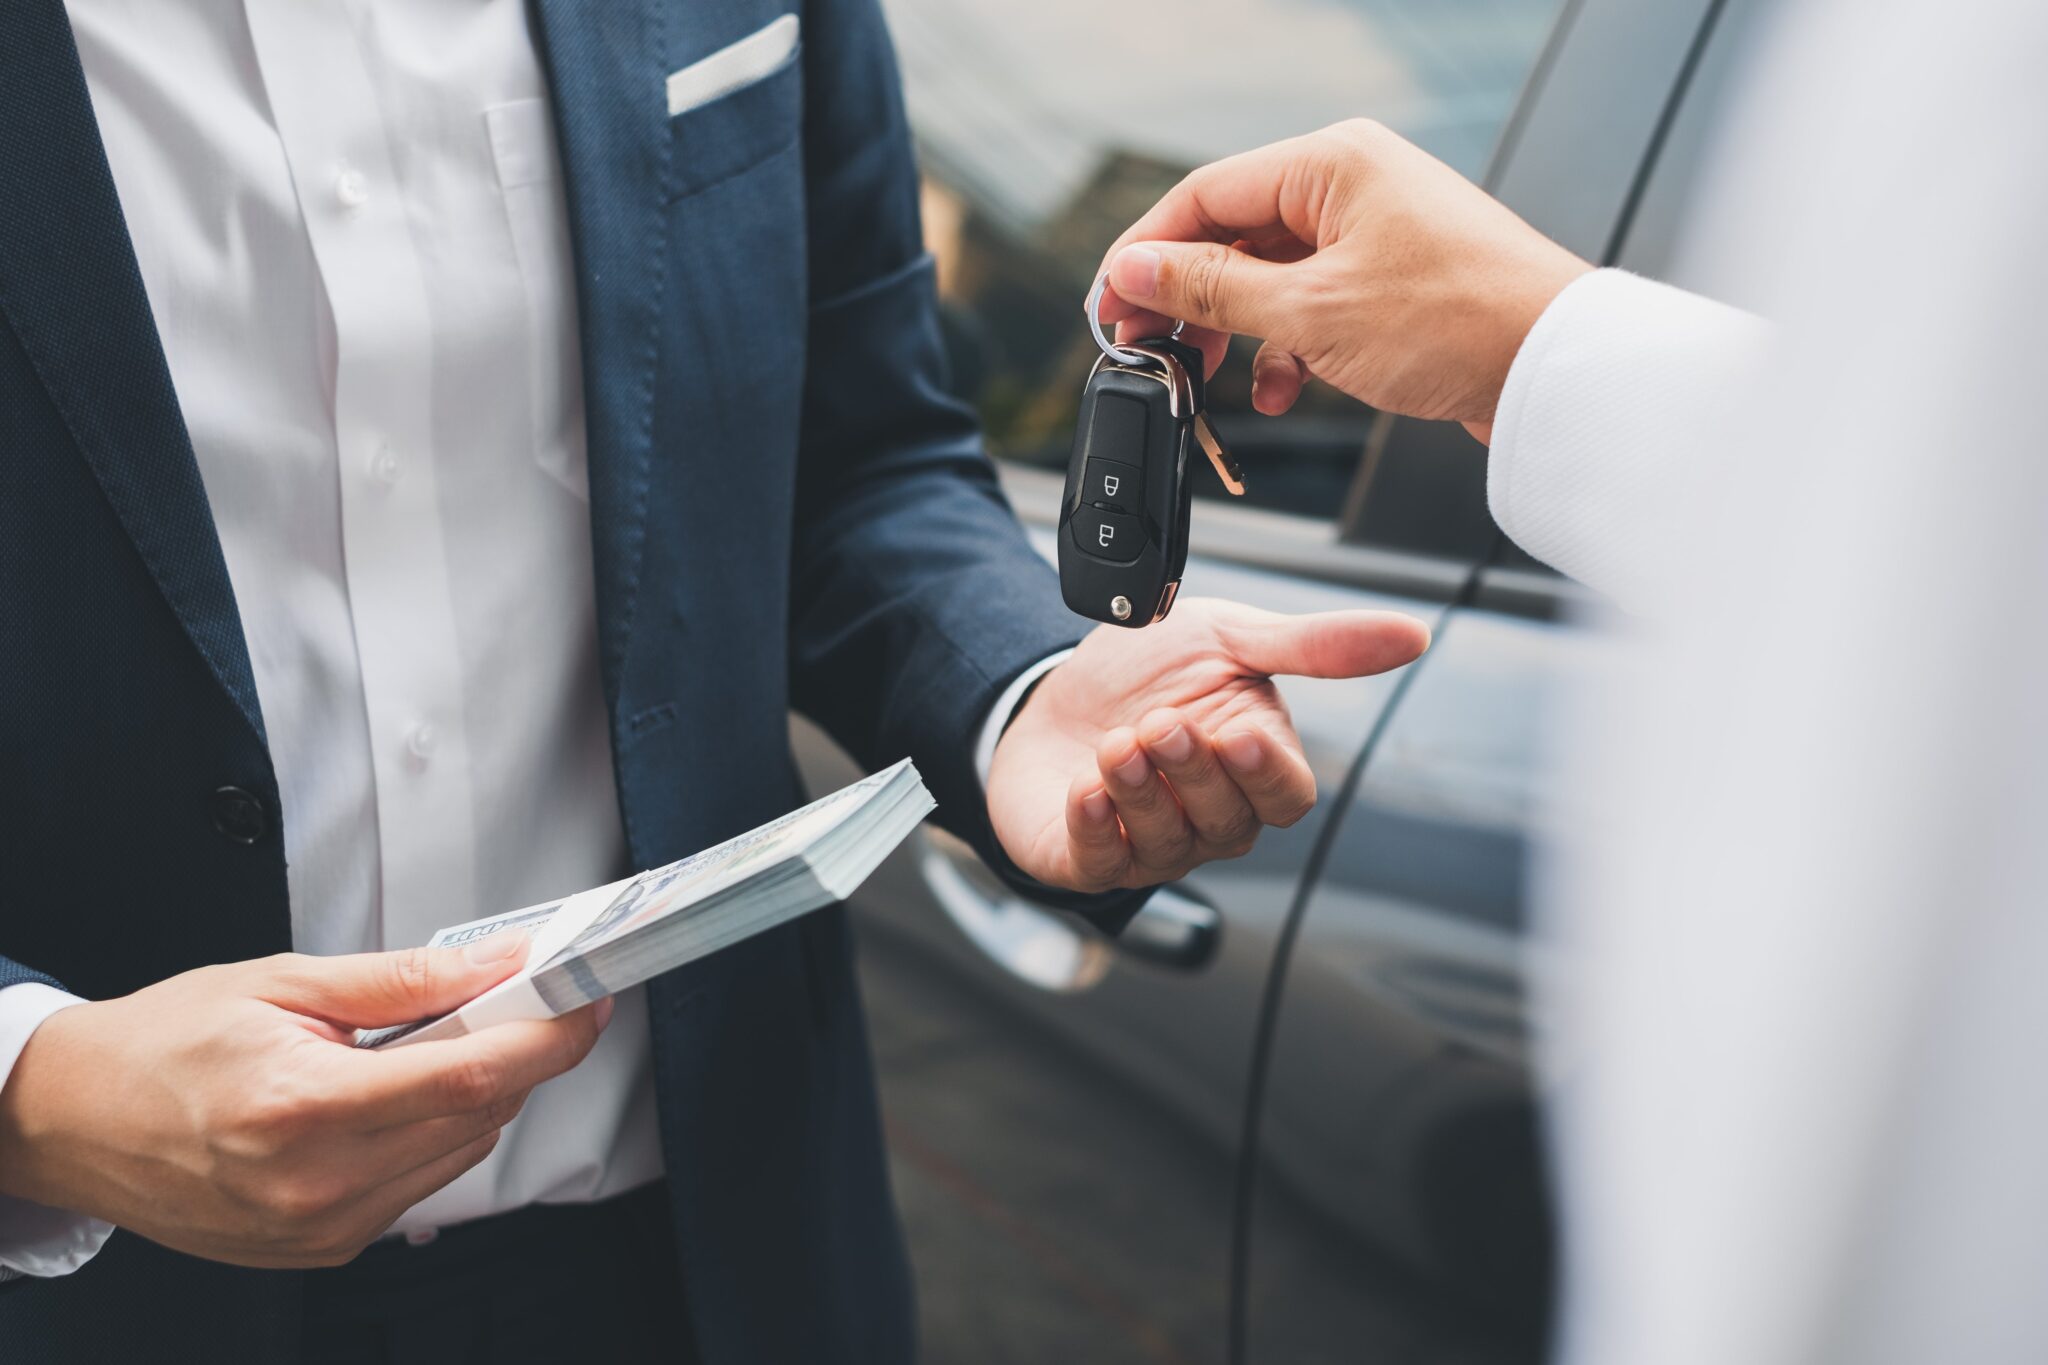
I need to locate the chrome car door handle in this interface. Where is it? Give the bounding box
[921,843,1111,992]
[921,834,1221,990]
[1115,886,1221,972]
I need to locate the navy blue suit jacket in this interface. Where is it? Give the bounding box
[0,0,1132,1358]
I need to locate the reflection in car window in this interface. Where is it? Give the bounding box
[889,0,1567,519]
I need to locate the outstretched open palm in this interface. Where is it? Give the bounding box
[989,597,1430,893]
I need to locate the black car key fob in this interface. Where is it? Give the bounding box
[1058,335,1244,627]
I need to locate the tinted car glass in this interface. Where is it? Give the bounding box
[1612,0,1764,300]
[886,0,1569,520]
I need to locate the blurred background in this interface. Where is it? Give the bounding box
[792,2,1747,1363]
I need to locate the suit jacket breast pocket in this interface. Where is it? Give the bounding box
[665,27,803,202]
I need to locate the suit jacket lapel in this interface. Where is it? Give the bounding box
[530,0,686,713]
[0,0,266,744]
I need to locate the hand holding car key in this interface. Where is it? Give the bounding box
[991,278,1430,901]
[1058,277,1246,628]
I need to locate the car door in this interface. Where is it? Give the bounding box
[791,5,1572,1362]
[1239,3,1759,1362]
[793,465,1469,1365]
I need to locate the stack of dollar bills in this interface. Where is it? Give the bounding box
[358,758,934,1049]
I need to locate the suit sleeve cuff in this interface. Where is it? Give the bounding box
[0,985,115,1281]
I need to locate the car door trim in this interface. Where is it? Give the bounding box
[999,463,1473,604]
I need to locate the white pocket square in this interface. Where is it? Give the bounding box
[666,14,800,117]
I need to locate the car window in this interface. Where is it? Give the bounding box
[888,0,1569,521]
[1612,0,1763,302]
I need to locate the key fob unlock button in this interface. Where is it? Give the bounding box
[1070,506,1143,564]
[1082,458,1142,511]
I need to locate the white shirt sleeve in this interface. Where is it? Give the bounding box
[1544,4,2048,1364]
[1486,268,1772,613]
[0,985,115,1281]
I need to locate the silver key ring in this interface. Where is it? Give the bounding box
[1085,274,1151,366]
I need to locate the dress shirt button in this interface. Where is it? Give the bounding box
[406,723,438,766]
[210,787,268,845]
[369,442,403,487]
[334,168,371,210]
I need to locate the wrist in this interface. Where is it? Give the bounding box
[1476,251,1594,428]
[980,648,1074,789]
[0,1003,89,1207]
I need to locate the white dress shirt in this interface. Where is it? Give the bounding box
[1,0,1040,1283]
[1488,3,2048,1360]
[0,0,660,1276]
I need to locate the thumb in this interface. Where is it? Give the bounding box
[258,931,532,1029]
[1213,607,1431,680]
[1108,241,1299,344]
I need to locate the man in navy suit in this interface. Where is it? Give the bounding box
[0,0,1427,1359]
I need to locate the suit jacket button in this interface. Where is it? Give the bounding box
[211,787,268,845]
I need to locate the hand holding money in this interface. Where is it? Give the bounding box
[0,763,930,1272]
[0,938,607,1269]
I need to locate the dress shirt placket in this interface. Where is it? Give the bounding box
[240,0,480,939]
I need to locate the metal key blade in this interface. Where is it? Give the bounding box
[1193,411,1246,496]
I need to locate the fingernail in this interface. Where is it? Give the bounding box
[1110,246,1161,301]
[1147,724,1193,764]
[1081,788,1113,823]
[1220,731,1265,772]
[464,928,528,965]
[1113,750,1153,787]
[594,996,616,1030]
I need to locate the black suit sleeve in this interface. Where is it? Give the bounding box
[783,0,1146,931]
[0,957,60,994]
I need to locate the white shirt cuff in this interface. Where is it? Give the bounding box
[0,984,115,1281]
[1487,268,1771,613]
[975,649,1074,787]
